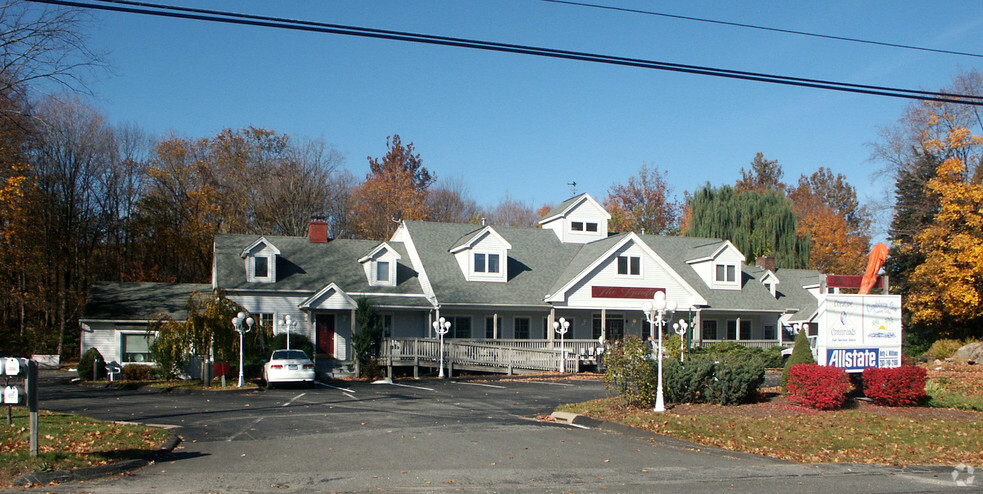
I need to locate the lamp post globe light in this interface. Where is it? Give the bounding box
[672,319,689,363]
[552,317,570,373]
[642,291,677,413]
[232,312,254,388]
[279,315,298,350]
[432,317,451,378]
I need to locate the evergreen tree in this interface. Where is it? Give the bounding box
[781,328,815,389]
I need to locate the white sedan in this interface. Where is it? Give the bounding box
[263,349,316,388]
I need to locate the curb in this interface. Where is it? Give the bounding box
[551,412,787,464]
[13,432,181,487]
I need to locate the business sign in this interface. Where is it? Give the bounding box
[591,286,664,299]
[817,294,903,371]
[827,348,879,371]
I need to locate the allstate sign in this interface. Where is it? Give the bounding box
[827,348,879,371]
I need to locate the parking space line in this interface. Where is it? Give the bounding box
[518,381,574,386]
[318,382,355,393]
[371,379,435,391]
[454,382,506,389]
[227,417,263,442]
[282,392,306,407]
[343,392,358,400]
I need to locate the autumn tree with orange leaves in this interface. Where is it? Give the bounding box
[905,127,983,332]
[350,135,434,240]
[603,164,679,235]
[788,168,871,274]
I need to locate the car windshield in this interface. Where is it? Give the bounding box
[271,350,308,361]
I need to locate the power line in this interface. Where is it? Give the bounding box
[541,0,983,59]
[26,0,983,106]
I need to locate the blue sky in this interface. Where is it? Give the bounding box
[68,1,983,236]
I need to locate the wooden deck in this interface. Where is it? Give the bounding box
[379,338,604,377]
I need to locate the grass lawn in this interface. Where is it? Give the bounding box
[0,408,169,488]
[558,363,983,466]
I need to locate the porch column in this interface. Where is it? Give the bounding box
[600,308,606,341]
[493,313,498,339]
[736,316,741,341]
[548,307,556,345]
[350,308,356,358]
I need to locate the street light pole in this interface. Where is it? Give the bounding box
[279,315,298,350]
[673,319,689,363]
[232,312,254,388]
[642,291,676,412]
[432,317,451,378]
[552,317,570,373]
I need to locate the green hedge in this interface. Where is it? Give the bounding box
[664,355,765,405]
[691,342,783,369]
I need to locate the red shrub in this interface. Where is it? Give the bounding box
[786,363,851,410]
[862,365,927,406]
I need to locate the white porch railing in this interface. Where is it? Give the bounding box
[694,339,786,349]
[379,338,604,374]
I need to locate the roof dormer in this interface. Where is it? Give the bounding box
[358,242,401,287]
[450,226,511,283]
[685,240,746,291]
[240,237,280,283]
[760,270,780,298]
[539,193,610,243]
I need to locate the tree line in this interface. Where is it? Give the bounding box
[1,0,979,358]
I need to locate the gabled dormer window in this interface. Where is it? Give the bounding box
[450,226,510,283]
[241,237,280,283]
[359,242,401,287]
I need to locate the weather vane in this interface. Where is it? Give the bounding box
[567,181,577,196]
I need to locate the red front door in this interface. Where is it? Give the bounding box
[316,314,335,357]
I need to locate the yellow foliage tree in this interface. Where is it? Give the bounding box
[906,127,983,328]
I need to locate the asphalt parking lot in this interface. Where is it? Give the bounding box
[22,372,968,493]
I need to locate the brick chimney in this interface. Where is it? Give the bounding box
[756,255,776,272]
[308,218,329,243]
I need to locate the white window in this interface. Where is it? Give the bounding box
[617,255,640,275]
[122,333,155,363]
[715,264,736,282]
[254,257,269,278]
[514,317,531,339]
[474,253,500,274]
[586,222,598,232]
[376,261,390,282]
[572,221,584,231]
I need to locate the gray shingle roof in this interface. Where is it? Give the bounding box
[82,282,211,321]
[638,235,788,312]
[213,234,428,308]
[403,221,582,307]
[208,221,819,317]
[539,193,589,222]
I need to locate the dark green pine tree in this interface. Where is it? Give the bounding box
[685,184,810,269]
[884,151,942,297]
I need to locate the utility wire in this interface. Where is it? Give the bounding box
[541,0,983,59]
[27,0,983,106]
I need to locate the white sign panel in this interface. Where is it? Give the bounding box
[824,296,863,346]
[863,295,902,346]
